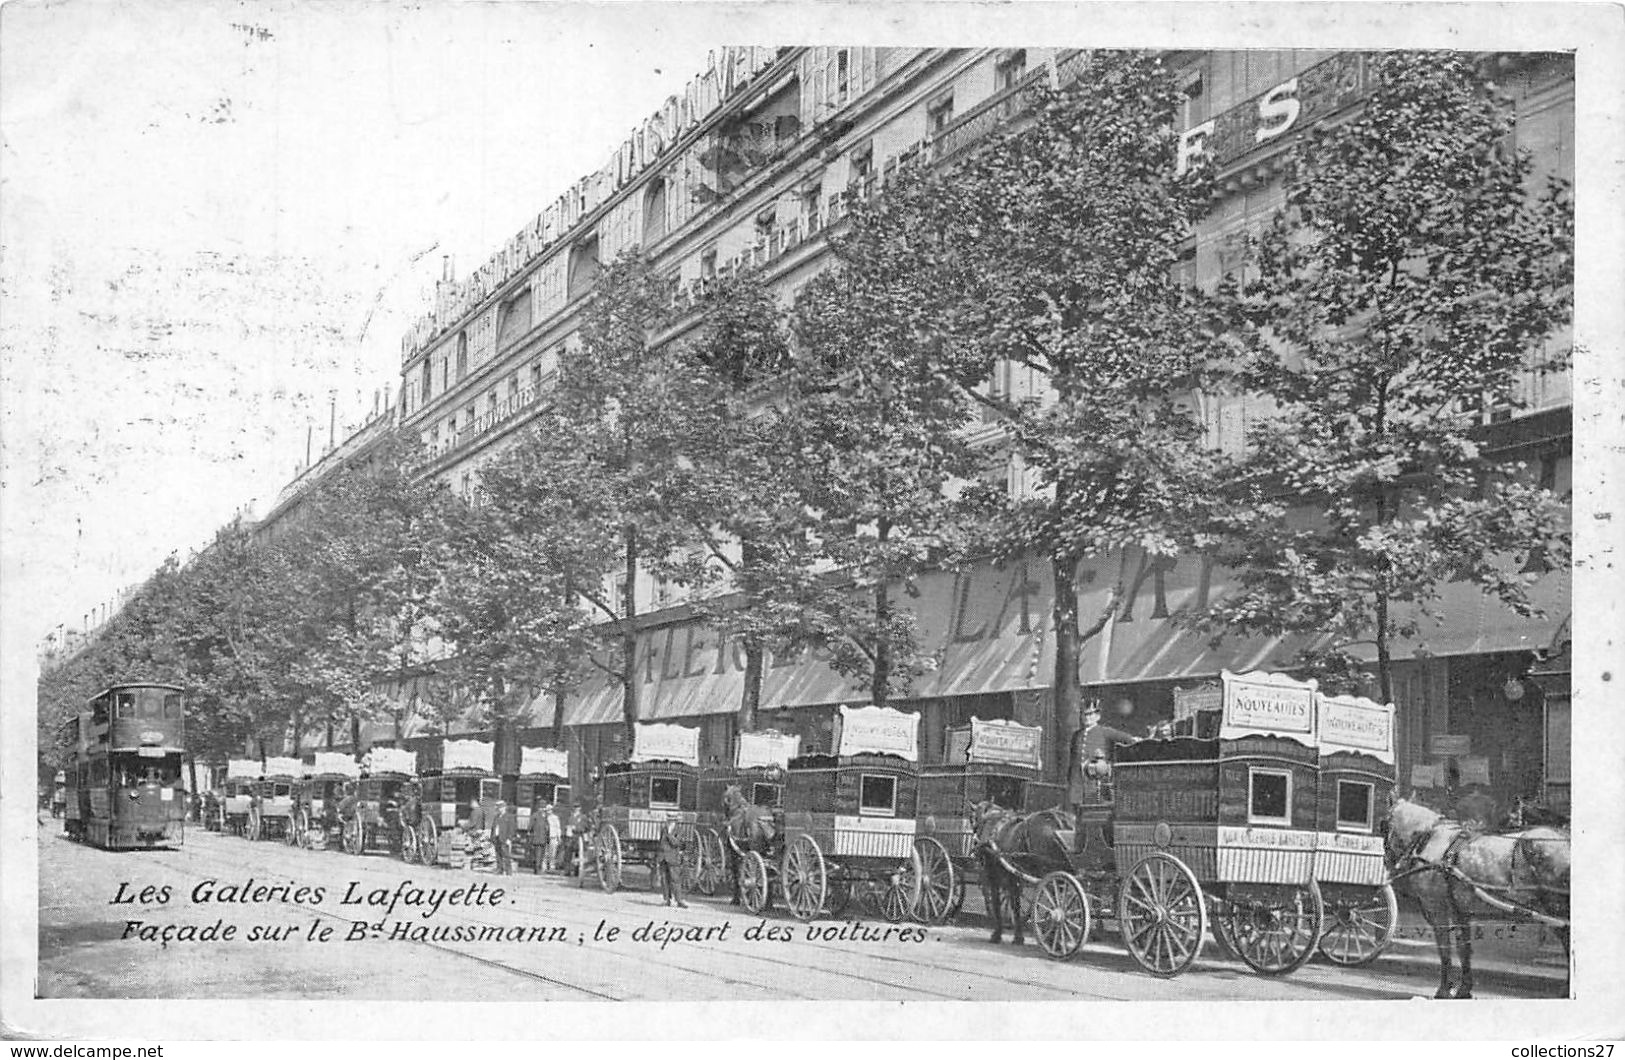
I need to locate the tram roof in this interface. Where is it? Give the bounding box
[88,681,184,701]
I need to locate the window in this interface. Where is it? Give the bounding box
[836,49,850,97]
[643,178,669,245]
[859,773,897,816]
[456,332,469,380]
[488,388,499,416]
[1248,768,1292,825]
[927,94,956,135]
[137,692,158,718]
[116,693,135,719]
[985,775,1024,809]
[273,783,291,798]
[1181,72,1207,132]
[649,776,680,808]
[530,363,543,391]
[508,375,519,402]
[567,235,601,301]
[996,49,1027,91]
[851,144,873,183]
[1336,780,1375,831]
[464,404,475,430]
[421,361,432,404]
[751,783,779,807]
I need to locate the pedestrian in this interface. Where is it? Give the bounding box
[529,797,551,875]
[655,816,688,909]
[492,799,516,876]
[545,802,562,870]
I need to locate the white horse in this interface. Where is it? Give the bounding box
[1384,797,1569,998]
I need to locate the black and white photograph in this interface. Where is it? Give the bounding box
[2,0,1621,1043]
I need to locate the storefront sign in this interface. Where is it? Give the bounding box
[519,747,569,777]
[441,740,494,774]
[262,756,303,779]
[837,704,920,762]
[967,717,1043,769]
[736,730,799,770]
[1177,52,1368,177]
[632,723,700,766]
[309,752,360,779]
[1459,756,1492,786]
[363,748,416,776]
[1410,763,1440,788]
[1221,669,1317,740]
[1429,734,1472,757]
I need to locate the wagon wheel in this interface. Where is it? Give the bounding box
[215,803,227,833]
[1032,871,1092,960]
[1206,896,1240,962]
[739,850,772,914]
[680,834,704,895]
[781,834,827,921]
[1317,882,1398,967]
[1117,852,1208,978]
[945,874,967,920]
[880,848,923,923]
[1222,881,1325,977]
[695,830,726,897]
[399,822,420,864]
[419,819,438,866]
[594,823,624,894]
[342,816,364,856]
[291,809,309,848]
[247,806,262,841]
[909,837,957,924]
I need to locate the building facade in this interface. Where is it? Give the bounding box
[362,48,1571,815]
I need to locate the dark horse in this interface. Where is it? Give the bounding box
[722,784,776,906]
[969,800,1075,945]
[1385,796,1570,998]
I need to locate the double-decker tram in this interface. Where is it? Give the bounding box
[58,682,187,850]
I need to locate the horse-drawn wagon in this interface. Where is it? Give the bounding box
[220,759,260,836]
[998,670,1331,977]
[515,747,571,871]
[343,747,418,859]
[696,729,799,905]
[590,723,702,894]
[917,717,1060,924]
[776,705,933,923]
[413,739,500,868]
[1311,690,1399,966]
[293,752,360,850]
[248,757,301,843]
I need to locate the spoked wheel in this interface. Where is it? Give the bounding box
[247,807,262,841]
[680,836,704,896]
[880,848,923,923]
[1117,852,1208,978]
[739,851,771,914]
[781,834,827,921]
[1207,897,1240,961]
[695,831,725,897]
[419,819,438,866]
[399,823,419,864]
[342,816,364,856]
[945,875,967,920]
[1032,871,1092,960]
[290,810,309,848]
[1317,882,1397,968]
[1221,880,1325,977]
[909,837,957,924]
[594,823,623,893]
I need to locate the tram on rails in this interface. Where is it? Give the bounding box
[58,682,187,850]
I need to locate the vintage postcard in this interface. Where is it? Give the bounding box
[2,0,1621,1043]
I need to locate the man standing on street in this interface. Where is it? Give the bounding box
[491,799,516,876]
[530,797,551,874]
[655,816,688,908]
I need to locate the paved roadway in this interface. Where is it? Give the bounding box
[35,823,1568,1001]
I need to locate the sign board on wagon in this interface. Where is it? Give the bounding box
[225,758,263,781]
[1219,669,1317,745]
[440,740,494,773]
[735,730,800,770]
[261,756,303,778]
[519,747,569,777]
[362,747,416,776]
[1315,692,1395,765]
[631,723,700,766]
[967,717,1043,769]
[836,704,920,762]
[306,752,361,779]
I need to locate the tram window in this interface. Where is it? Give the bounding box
[92,697,109,723]
[137,693,158,718]
[859,774,897,817]
[162,694,181,718]
[649,777,680,808]
[751,783,778,807]
[1336,780,1374,830]
[116,693,136,719]
[1248,768,1291,824]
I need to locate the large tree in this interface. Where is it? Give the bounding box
[1199,51,1574,702]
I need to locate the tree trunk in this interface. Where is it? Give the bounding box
[350,713,363,758]
[551,668,568,746]
[872,580,892,708]
[621,523,640,744]
[1052,555,1083,781]
[1375,591,1394,706]
[187,757,199,798]
[739,638,763,732]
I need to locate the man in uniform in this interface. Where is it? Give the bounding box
[1066,699,1139,869]
[655,815,688,908]
[491,799,516,876]
[529,797,551,874]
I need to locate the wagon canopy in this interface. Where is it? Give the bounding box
[304,752,361,780]
[261,756,302,779]
[631,722,700,767]
[519,746,569,778]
